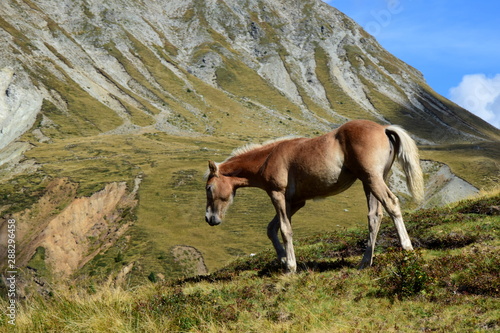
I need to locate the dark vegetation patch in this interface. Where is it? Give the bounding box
[372,249,431,299]
[427,247,500,297]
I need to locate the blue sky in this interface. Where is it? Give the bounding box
[323,0,500,128]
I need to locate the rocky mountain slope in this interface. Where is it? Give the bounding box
[0,0,498,291]
[1,0,498,148]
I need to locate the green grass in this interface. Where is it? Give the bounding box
[215,52,301,117]
[24,136,143,197]
[0,172,49,216]
[420,142,500,190]
[3,193,499,332]
[25,247,53,284]
[12,123,500,289]
[29,67,124,140]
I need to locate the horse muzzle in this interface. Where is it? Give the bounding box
[205,214,222,226]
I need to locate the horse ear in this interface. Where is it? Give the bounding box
[208,160,219,177]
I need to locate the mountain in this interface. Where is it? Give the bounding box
[1,0,499,146]
[0,0,499,292]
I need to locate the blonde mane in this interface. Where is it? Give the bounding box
[229,136,301,158]
[204,136,301,179]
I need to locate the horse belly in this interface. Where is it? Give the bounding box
[291,158,353,201]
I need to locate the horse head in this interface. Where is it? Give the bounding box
[205,160,235,226]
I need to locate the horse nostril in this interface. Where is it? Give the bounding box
[205,216,209,223]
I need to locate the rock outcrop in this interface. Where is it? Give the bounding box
[0,67,42,150]
[0,178,138,280]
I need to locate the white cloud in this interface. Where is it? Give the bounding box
[449,74,500,129]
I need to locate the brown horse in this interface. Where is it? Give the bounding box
[205,119,424,272]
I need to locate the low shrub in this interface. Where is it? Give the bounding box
[373,248,431,299]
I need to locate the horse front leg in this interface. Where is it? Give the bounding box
[267,215,286,262]
[270,191,297,273]
[267,201,306,268]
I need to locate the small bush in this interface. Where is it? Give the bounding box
[147,272,157,283]
[114,251,124,263]
[374,249,431,299]
[421,231,478,249]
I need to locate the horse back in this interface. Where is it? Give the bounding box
[261,132,349,199]
[262,120,392,200]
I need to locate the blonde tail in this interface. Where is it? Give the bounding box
[385,125,424,203]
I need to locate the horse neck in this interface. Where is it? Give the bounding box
[219,153,266,189]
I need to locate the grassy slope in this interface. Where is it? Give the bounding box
[3,41,498,291]
[18,120,498,285]
[18,131,368,284]
[420,142,500,191]
[0,10,499,333]
[2,2,499,314]
[4,193,499,332]
[9,84,500,286]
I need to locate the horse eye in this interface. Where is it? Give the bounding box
[206,185,213,198]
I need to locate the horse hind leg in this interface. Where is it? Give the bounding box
[359,187,384,269]
[369,177,413,251]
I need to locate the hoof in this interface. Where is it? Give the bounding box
[358,260,372,270]
[278,257,296,274]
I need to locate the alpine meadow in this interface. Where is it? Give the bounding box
[0,0,498,331]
